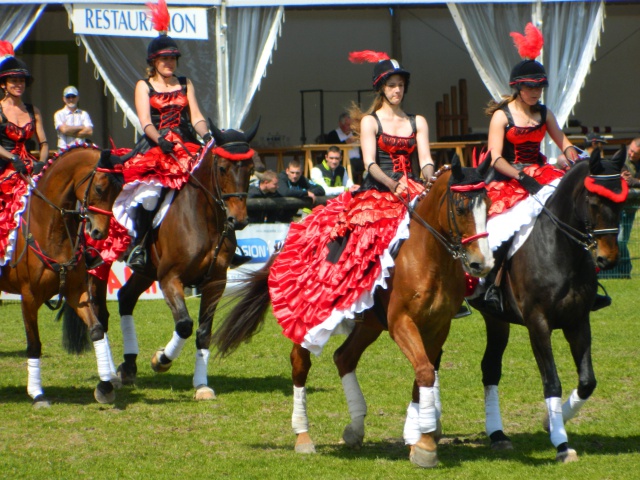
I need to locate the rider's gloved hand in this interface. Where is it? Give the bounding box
[202,132,213,144]
[517,171,543,195]
[32,161,46,175]
[157,135,175,154]
[11,155,28,175]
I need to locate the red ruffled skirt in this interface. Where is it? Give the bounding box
[487,163,564,218]
[269,179,423,346]
[0,169,30,265]
[123,134,200,189]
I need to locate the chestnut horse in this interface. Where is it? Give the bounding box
[64,121,260,400]
[212,157,493,468]
[469,150,627,462]
[0,145,123,407]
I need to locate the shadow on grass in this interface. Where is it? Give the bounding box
[248,430,640,467]
[0,349,26,358]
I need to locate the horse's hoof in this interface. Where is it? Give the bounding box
[110,374,123,390]
[151,349,172,373]
[194,385,216,401]
[341,423,364,449]
[556,448,578,463]
[32,394,51,409]
[295,432,316,454]
[542,411,550,432]
[409,445,438,468]
[489,430,513,450]
[94,380,115,404]
[116,363,137,386]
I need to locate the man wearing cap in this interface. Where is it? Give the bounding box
[583,132,607,157]
[54,86,93,149]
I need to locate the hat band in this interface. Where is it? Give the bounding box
[509,76,547,86]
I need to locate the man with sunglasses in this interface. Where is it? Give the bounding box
[54,85,93,149]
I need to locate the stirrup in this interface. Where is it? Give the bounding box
[230,248,252,268]
[454,299,472,319]
[592,282,612,311]
[126,245,147,271]
[483,284,503,313]
[85,252,105,270]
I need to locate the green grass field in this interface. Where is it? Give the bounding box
[1,277,639,479]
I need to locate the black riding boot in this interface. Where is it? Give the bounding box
[230,246,252,268]
[592,282,612,311]
[474,243,510,315]
[126,206,153,272]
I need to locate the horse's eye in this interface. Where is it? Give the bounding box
[94,184,104,196]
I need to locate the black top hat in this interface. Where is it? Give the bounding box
[372,59,411,92]
[147,35,181,64]
[509,59,548,88]
[0,56,33,87]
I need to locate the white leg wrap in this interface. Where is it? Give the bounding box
[546,396,569,447]
[192,348,210,388]
[292,386,309,434]
[484,385,504,436]
[163,331,187,360]
[418,386,437,433]
[94,337,114,382]
[434,371,442,421]
[562,389,586,423]
[120,315,139,355]
[403,401,421,445]
[27,358,44,399]
[103,333,116,375]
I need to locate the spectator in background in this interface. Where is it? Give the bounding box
[311,145,359,196]
[248,170,282,223]
[277,159,325,223]
[606,137,640,278]
[583,132,607,157]
[324,112,364,183]
[54,86,94,149]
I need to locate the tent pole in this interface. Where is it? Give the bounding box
[216,1,230,127]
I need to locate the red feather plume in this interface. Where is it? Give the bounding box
[147,0,170,34]
[510,22,544,60]
[0,40,15,60]
[348,50,390,64]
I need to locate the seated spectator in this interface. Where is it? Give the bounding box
[324,112,364,183]
[248,170,282,223]
[310,146,360,196]
[277,159,325,222]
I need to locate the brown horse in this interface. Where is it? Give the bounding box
[469,150,627,462]
[0,145,123,407]
[212,157,493,468]
[63,121,260,400]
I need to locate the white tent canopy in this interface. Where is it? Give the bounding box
[2,1,604,153]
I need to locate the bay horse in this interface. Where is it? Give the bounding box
[212,157,493,468]
[0,145,124,407]
[468,149,627,462]
[64,121,260,400]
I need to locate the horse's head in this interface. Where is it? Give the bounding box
[208,118,261,231]
[582,148,628,269]
[428,155,493,277]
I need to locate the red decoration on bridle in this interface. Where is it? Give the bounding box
[584,176,628,203]
[450,182,486,193]
[212,146,256,161]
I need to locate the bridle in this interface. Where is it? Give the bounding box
[400,167,488,269]
[16,159,116,309]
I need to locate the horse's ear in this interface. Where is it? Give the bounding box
[243,116,261,143]
[451,154,463,183]
[589,147,604,175]
[476,149,492,178]
[610,146,627,171]
[208,118,225,145]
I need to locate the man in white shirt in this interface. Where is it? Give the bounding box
[54,86,94,149]
[311,146,359,196]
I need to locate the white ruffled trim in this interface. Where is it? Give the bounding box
[487,178,561,258]
[301,198,416,356]
[113,180,176,237]
[0,182,32,267]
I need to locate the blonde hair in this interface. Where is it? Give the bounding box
[348,93,386,138]
[485,92,544,117]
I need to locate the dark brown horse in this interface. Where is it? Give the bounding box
[212,157,493,467]
[0,145,123,407]
[469,150,627,462]
[64,121,260,400]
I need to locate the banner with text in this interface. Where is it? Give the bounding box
[71,4,209,39]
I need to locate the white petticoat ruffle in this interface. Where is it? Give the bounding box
[487,177,561,258]
[301,198,416,356]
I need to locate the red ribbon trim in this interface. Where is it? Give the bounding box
[584,176,628,203]
[461,232,489,245]
[450,182,486,192]
[212,147,255,161]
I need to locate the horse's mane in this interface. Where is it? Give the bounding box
[546,160,589,213]
[33,143,101,184]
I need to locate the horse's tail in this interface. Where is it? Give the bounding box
[212,255,277,358]
[58,303,92,354]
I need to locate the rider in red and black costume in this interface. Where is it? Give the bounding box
[269,51,436,354]
[0,41,47,266]
[475,23,608,312]
[120,0,212,270]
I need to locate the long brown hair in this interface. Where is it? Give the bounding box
[485,91,543,117]
[348,93,386,138]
